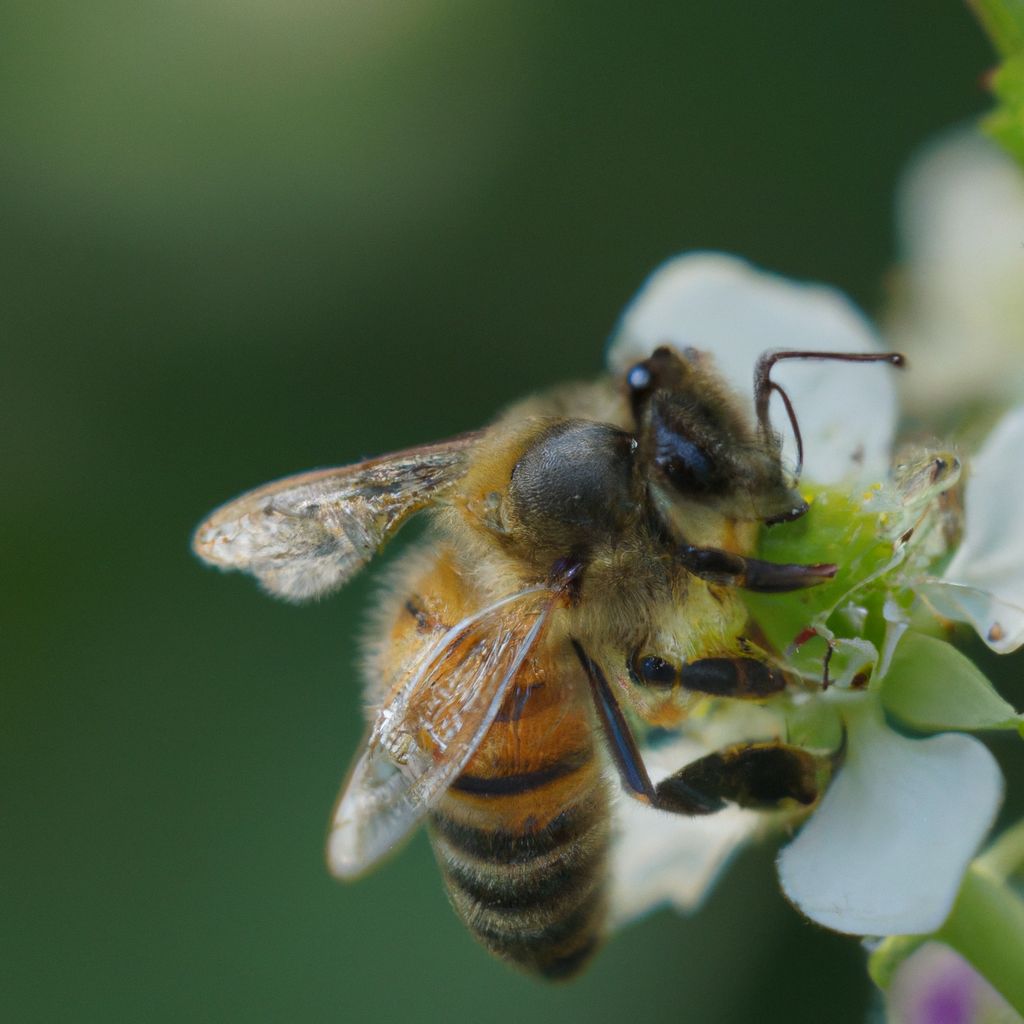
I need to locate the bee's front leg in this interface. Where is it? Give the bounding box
[676,544,836,593]
[571,639,825,816]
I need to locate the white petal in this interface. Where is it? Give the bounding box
[608,737,761,928]
[609,800,759,929]
[888,131,1024,410]
[608,253,898,485]
[921,407,1024,653]
[915,582,1024,657]
[777,704,1003,936]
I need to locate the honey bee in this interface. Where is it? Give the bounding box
[193,341,902,979]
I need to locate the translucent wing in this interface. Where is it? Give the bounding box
[327,583,557,879]
[192,433,480,601]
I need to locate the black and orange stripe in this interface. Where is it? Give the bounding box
[428,662,610,980]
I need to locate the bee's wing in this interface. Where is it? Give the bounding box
[192,433,480,602]
[327,583,557,879]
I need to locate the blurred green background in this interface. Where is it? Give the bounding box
[4,2,1022,1021]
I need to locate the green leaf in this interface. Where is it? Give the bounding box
[970,0,1024,57]
[986,54,1024,167]
[746,488,894,657]
[971,1,1024,166]
[881,631,1021,731]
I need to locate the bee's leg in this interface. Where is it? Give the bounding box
[571,639,721,815]
[677,656,789,697]
[574,639,826,816]
[629,648,793,698]
[655,742,824,814]
[676,545,836,593]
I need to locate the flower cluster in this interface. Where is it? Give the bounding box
[600,141,1024,1001]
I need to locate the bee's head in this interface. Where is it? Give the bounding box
[626,346,807,530]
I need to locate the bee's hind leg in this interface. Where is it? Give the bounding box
[572,638,826,816]
[655,742,824,814]
[571,638,719,814]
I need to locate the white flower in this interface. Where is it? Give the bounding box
[605,252,1016,937]
[776,701,1002,935]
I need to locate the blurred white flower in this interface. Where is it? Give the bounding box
[886,130,1024,411]
[604,253,1016,936]
[881,129,1024,654]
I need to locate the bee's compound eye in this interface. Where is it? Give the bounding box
[506,420,637,545]
[931,455,961,482]
[658,435,715,492]
[628,651,678,688]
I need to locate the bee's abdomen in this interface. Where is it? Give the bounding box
[429,692,609,980]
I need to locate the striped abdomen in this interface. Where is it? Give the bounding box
[429,661,610,980]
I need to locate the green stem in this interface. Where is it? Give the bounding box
[869,821,1024,1011]
[867,935,929,991]
[936,865,1024,1016]
[977,817,1024,882]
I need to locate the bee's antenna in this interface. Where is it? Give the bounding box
[766,379,804,480]
[753,350,906,482]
